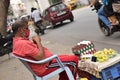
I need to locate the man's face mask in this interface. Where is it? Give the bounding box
[21,26,30,38]
[25,29,30,38]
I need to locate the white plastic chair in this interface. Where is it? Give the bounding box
[12,54,75,80]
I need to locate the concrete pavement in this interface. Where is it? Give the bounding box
[0,53,61,80]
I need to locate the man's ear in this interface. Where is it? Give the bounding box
[18,27,23,33]
[18,27,21,31]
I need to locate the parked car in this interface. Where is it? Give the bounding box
[42,2,74,28]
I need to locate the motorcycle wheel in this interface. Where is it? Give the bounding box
[98,18,111,36]
[36,23,45,35]
[40,25,45,35]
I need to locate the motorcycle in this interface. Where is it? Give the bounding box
[0,31,13,58]
[91,1,120,36]
[36,20,45,35]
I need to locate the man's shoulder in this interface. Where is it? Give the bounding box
[35,10,40,12]
[33,10,40,14]
[14,38,30,43]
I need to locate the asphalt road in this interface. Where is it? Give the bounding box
[0,6,120,80]
[41,6,120,54]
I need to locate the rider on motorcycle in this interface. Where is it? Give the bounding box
[31,7,45,35]
[90,0,119,33]
[103,0,119,25]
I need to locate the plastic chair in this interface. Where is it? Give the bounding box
[12,54,75,80]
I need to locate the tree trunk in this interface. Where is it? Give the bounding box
[0,0,10,35]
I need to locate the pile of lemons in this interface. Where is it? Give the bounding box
[93,48,116,62]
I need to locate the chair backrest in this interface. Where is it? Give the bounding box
[12,54,75,80]
[19,59,38,78]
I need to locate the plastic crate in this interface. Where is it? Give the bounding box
[100,62,120,80]
[72,40,96,56]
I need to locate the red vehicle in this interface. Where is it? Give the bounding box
[42,2,74,28]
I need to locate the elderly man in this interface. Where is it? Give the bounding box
[31,7,45,35]
[12,20,78,80]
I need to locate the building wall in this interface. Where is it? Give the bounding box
[78,0,90,5]
[10,0,22,17]
[37,0,50,12]
[21,0,50,13]
[10,0,50,17]
[21,0,39,14]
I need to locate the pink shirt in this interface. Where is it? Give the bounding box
[13,37,52,76]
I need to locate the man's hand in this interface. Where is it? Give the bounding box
[90,3,93,7]
[32,35,45,60]
[32,35,41,44]
[90,0,98,7]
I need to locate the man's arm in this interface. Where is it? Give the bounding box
[90,0,99,6]
[32,35,45,60]
[31,14,35,23]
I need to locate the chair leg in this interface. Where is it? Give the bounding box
[64,67,74,80]
[33,75,37,80]
[33,75,41,80]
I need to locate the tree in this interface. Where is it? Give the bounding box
[0,0,10,35]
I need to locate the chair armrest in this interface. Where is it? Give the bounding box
[29,55,58,64]
[12,54,57,64]
[12,54,64,67]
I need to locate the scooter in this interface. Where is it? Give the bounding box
[36,20,45,35]
[0,31,13,58]
[91,1,120,36]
